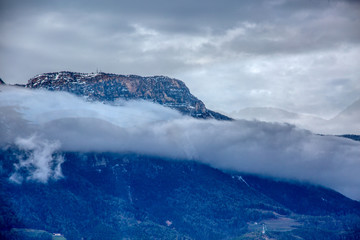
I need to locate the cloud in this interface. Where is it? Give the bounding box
[1,86,360,200]
[9,135,64,184]
[180,46,360,118]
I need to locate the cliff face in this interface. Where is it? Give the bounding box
[26,71,231,120]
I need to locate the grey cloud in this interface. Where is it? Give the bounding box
[1,86,360,200]
[0,0,246,33]
[2,0,359,52]
[1,0,358,68]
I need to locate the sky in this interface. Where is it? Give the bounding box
[1,86,360,199]
[0,0,360,118]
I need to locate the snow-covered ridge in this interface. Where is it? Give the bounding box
[32,71,178,82]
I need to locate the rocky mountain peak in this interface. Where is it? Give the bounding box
[26,71,231,120]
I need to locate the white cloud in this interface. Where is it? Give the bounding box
[1,86,360,200]
[9,135,64,184]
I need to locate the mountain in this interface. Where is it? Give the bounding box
[340,134,360,142]
[0,78,5,85]
[25,71,231,120]
[330,98,360,125]
[1,73,360,239]
[231,104,360,135]
[231,107,325,125]
[1,149,360,240]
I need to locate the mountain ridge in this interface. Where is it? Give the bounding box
[331,98,360,122]
[231,103,360,135]
[25,71,231,120]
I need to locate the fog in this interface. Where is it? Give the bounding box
[1,86,360,200]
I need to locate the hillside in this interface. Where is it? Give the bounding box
[1,150,359,240]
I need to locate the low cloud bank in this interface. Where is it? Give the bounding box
[1,86,360,200]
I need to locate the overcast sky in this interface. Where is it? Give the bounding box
[1,0,359,117]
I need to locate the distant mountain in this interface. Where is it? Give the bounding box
[232,103,360,135]
[340,134,360,142]
[1,150,359,240]
[231,107,324,124]
[0,78,5,85]
[330,98,360,125]
[231,107,326,130]
[25,71,231,120]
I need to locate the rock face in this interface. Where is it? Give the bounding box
[26,71,231,120]
[0,78,5,85]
